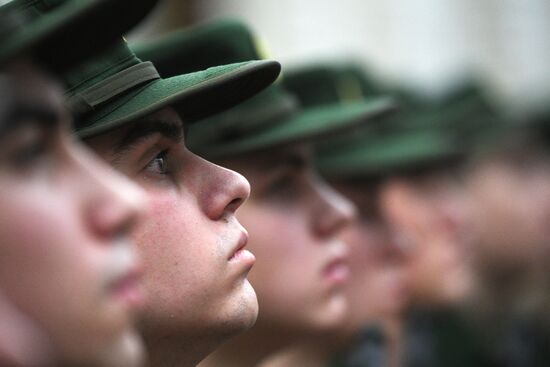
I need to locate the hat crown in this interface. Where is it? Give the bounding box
[283,64,379,108]
[135,19,263,78]
[63,40,141,97]
[406,82,498,132]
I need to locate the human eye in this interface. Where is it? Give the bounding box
[4,126,52,172]
[13,137,48,167]
[144,149,170,176]
[262,172,302,202]
[267,175,292,194]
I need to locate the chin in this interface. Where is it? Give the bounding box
[237,280,260,328]
[304,294,349,334]
[220,280,259,336]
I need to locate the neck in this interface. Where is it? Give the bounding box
[261,320,405,367]
[199,324,300,367]
[144,332,223,367]
[382,318,404,367]
[473,264,546,323]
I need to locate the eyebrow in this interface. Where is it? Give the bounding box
[0,100,59,139]
[114,118,184,155]
[268,152,309,171]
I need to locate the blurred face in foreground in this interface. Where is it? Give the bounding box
[0,62,147,367]
[334,181,409,336]
[379,169,473,307]
[85,107,257,360]
[216,145,356,337]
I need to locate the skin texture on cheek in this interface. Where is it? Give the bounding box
[134,188,215,325]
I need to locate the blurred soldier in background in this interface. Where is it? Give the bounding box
[379,85,498,367]
[459,103,550,367]
[260,64,408,367]
[261,76,490,367]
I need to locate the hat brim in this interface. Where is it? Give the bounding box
[1,0,158,69]
[77,59,281,138]
[318,130,463,178]
[199,96,396,157]
[188,85,299,148]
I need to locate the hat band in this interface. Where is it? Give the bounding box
[67,61,160,113]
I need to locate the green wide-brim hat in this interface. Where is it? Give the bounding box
[317,127,463,179]
[192,95,395,158]
[317,81,506,179]
[73,59,281,138]
[0,0,158,69]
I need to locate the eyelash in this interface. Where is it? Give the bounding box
[264,173,301,201]
[145,149,170,175]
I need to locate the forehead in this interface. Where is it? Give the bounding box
[334,181,373,203]
[84,107,185,152]
[6,61,62,103]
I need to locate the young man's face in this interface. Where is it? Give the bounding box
[379,171,473,306]
[335,182,409,334]
[216,146,356,336]
[85,107,258,341]
[0,63,146,367]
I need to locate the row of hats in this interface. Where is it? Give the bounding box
[1,0,523,180]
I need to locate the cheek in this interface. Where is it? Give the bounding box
[347,259,408,321]
[363,268,397,308]
[344,240,378,314]
[243,204,309,269]
[472,175,541,259]
[518,179,550,241]
[410,241,467,299]
[342,224,379,270]
[133,189,223,307]
[408,243,444,287]
[471,169,525,232]
[0,186,118,346]
[0,187,89,295]
[239,203,319,304]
